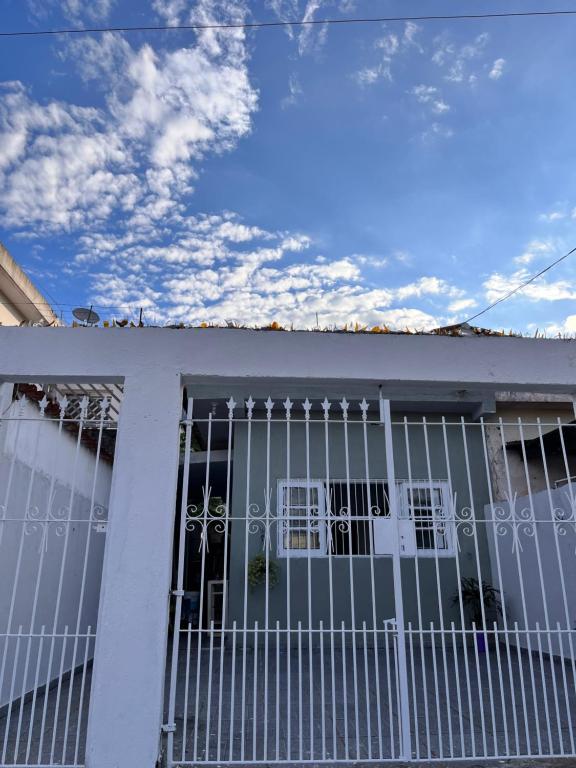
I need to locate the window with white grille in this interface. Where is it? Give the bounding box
[277,479,453,557]
[277,480,389,557]
[398,481,454,555]
[327,480,389,555]
[277,481,327,557]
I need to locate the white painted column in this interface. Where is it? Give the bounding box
[86,372,182,768]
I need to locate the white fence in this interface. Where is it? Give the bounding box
[165,395,576,765]
[0,386,115,767]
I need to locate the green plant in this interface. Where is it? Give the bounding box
[247,554,279,589]
[453,576,502,628]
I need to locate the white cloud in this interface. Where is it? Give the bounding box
[539,315,576,336]
[28,0,115,23]
[353,22,422,86]
[447,298,477,313]
[0,1,258,233]
[539,208,568,223]
[513,239,555,265]
[484,269,576,303]
[72,204,463,329]
[432,32,493,84]
[281,74,303,109]
[410,85,450,114]
[489,58,506,80]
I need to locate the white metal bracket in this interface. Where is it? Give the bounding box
[161,723,176,733]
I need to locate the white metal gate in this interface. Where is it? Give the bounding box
[165,393,576,765]
[0,383,118,768]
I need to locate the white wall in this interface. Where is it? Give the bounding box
[0,399,113,708]
[485,485,576,660]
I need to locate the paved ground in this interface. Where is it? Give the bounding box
[1,638,575,766]
[166,635,576,765]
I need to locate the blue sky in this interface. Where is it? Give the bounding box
[1,0,576,331]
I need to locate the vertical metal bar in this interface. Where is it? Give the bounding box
[298,620,303,761]
[384,618,395,756]
[408,622,419,759]
[263,398,273,763]
[383,399,413,761]
[479,417,516,757]
[228,621,237,762]
[252,620,259,760]
[216,398,235,763]
[303,399,315,762]
[360,399,384,758]
[341,620,349,760]
[341,398,360,759]
[49,625,69,764]
[429,619,443,758]
[441,417,476,757]
[513,619,531,753]
[450,620,465,757]
[167,396,193,768]
[319,618,326,760]
[284,398,292,762]
[192,410,214,763]
[275,620,281,761]
[422,418,452,757]
[403,416,431,757]
[25,625,46,764]
[181,623,192,762]
[460,418,495,757]
[362,620,372,760]
[205,620,216,760]
[73,628,92,766]
[2,626,23,763]
[322,397,338,761]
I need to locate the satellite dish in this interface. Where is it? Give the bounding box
[73,307,100,325]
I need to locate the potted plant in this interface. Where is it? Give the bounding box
[453,576,502,652]
[247,553,279,589]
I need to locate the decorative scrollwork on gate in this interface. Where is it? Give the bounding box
[24,503,72,552]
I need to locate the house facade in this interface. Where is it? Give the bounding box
[0,245,58,327]
[0,327,575,768]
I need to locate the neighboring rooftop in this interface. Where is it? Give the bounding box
[0,243,58,326]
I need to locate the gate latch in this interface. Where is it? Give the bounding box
[171,589,184,597]
[161,723,176,733]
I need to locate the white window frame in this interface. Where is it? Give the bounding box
[397,480,455,557]
[277,480,327,558]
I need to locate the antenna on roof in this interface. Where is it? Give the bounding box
[72,306,100,326]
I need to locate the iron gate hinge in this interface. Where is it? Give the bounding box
[171,589,184,597]
[161,723,176,733]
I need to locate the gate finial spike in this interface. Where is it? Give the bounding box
[264,396,274,418]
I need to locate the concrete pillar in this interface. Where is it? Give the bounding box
[86,372,182,768]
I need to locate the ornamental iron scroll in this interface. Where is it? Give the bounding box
[486,493,536,554]
[185,486,228,552]
[24,503,72,553]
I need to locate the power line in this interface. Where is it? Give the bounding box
[2,9,576,38]
[462,245,576,326]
